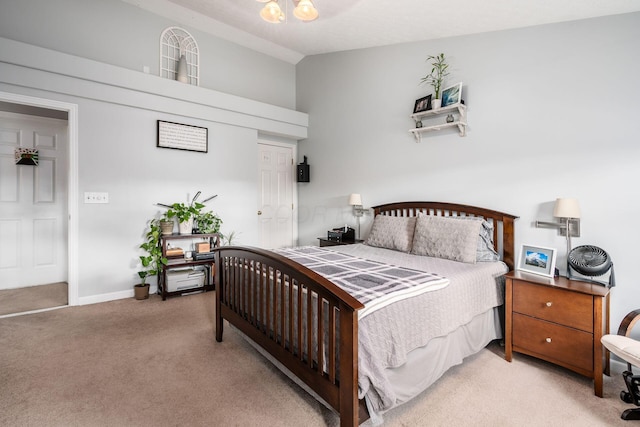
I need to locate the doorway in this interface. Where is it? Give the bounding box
[0,91,79,315]
[257,141,297,249]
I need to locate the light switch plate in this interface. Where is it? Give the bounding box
[84,192,109,204]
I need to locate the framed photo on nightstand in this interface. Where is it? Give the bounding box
[517,244,557,277]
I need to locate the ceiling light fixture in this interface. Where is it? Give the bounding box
[258,0,318,24]
[259,1,285,23]
[293,0,319,21]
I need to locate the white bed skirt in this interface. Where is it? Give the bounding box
[230,306,502,424]
[381,306,502,408]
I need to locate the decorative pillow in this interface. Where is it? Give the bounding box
[456,216,500,262]
[410,215,482,263]
[365,215,417,253]
[476,220,500,262]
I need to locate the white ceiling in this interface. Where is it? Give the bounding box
[124,0,640,64]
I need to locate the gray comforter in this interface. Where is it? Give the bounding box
[329,244,508,415]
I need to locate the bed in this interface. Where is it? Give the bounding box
[214,201,517,426]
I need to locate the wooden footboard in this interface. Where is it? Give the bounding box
[214,246,364,427]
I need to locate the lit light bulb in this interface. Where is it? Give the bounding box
[260,1,283,23]
[293,0,318,21]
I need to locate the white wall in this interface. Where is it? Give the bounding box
[2,0,638,331]
[0,0,296,109]
[0,0,307,303]
[0,45,304,301]
[295,13,640,329]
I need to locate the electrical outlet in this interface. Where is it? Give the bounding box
[84,192,109,204]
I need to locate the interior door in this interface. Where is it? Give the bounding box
[0,112,68,289]
[257,142,294,249]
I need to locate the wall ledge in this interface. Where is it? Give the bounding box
[0,37,308,139]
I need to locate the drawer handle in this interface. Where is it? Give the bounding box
[545,301,553,307]
[546,337,552,343]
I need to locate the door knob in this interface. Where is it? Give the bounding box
[257,210,262,215]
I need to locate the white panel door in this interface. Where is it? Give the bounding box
[257,142,294,249]
[0,112,68,289]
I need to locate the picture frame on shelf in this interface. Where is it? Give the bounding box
[413,94,432,113]
[517,244,557,277]
[441,82,462,107]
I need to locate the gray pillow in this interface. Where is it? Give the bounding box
[456,216,500,262]
[365,215,417,253]
[411,215,482,263]
[476,220,500,262]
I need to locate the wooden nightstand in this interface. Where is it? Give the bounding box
[505,271,610,397]
[317,238,363,247]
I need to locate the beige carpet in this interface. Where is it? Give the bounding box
[0,291,633,426]
[0,282,68,316]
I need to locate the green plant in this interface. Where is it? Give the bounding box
[221,230,238,246]
[166,201,205,223]
[138,218,168,282]
[420,53,450,99]
[137,271,150,285]
[196,211,223,233]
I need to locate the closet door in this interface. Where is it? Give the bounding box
[257,142,294,249]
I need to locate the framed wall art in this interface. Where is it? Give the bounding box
[15,148,39,166]
[157,120,208,153]
[517,244,557,277]
[413,94,432,113]
[441,82,462,107]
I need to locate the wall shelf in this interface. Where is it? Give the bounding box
[409,103,467,142]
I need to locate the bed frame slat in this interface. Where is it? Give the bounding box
[328,301,336,383]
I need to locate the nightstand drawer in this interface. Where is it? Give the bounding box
[513,280,593,332]
[505,271,610,397]
[513,313,593,372]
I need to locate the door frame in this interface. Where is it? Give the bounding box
[257,139,298,247]
[0,91,79,306]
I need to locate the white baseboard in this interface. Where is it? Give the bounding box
[77,286,158,305]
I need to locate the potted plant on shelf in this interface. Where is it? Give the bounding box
[420,53,449,109]
[195,211,223,234]
[159,212,174,236]
[166,201,205,235]
[136,218,168,300]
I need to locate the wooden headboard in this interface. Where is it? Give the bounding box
[372,201,519,271]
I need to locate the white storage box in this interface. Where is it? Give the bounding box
[167,266,206,292]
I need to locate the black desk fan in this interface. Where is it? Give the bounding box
[567,245,615,287]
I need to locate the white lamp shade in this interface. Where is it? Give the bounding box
[293,0,319,21]
[260,1,284,23]
[553,198,581,219]
[349,193,362,206]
